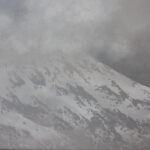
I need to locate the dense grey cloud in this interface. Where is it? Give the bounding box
[94,0,150,86]
[0,0,118,58]
[0,0,27,20]
[0,0,150,86]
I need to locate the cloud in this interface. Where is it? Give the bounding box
[0,0,119,59]
[0,0,150,86]
[95,0,150,59]
[0,0,149,60]
[93,0,150,86]
[0,0,27,22]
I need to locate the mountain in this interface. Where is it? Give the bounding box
[0,51,150,150]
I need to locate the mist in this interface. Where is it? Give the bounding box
[94,0,150,86]
[0,0,150,86]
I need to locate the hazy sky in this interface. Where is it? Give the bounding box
[0,0,150,86]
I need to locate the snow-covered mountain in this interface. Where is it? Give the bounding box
[0,51,150,150]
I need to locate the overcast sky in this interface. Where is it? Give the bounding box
[0,0,150,86]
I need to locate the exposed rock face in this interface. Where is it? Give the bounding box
[0,52,150,150]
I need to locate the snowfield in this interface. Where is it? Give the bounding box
[0,51,150,150]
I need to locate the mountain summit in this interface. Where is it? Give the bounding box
[0,51,150,150]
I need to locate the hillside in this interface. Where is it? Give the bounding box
[0,51,150,150]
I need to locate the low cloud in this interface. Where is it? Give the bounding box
[0,0,118,58]
[94,0,150,86]
[0,0,150,86]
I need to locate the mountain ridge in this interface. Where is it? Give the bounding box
[0,51,150,149]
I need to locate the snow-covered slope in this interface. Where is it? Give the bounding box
[0,51,150,150]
